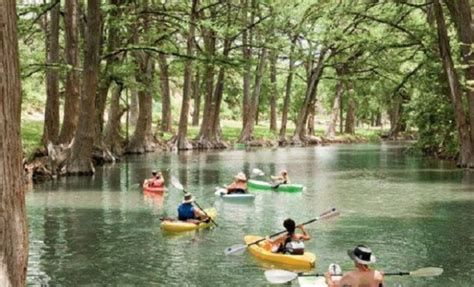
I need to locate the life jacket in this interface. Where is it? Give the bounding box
[149,178,164,188]
[282,234,305,255]
[178,203,195,221]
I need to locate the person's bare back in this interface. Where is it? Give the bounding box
[336,270,384,287]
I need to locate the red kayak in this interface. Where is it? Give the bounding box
[143,186,165,193]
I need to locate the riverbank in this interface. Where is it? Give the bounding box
[22,118,386,183]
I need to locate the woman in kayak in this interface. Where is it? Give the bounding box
[324,245,384,287]
[225,172,248,194]
[271,169,291,185]
[143,170,164,188]
[177,193,209,224]
[267,218,310,254]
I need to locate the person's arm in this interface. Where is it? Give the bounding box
[297,225,311,240]
[193,206,207,219]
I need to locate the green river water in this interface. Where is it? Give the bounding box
[27,143,474,286]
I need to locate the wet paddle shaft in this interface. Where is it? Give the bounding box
[225,208,339,255]
[170,176,218,227]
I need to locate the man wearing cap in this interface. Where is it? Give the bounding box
[225,172,248,194]
[143,170,165,188]
[324,245,384,287]
[177,193,208,224]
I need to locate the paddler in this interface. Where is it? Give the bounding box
[271,169,291,185]
[143,170,165,188]
[177,193,209,224]
[324,245,384,287]
[225,172,248,194]
[267,218,310,254]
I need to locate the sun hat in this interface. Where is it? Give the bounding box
[234,172,247,181]
[152,170,158,175]
[281,169,288,175]
[183,193,194,204]
[347,245,376,265]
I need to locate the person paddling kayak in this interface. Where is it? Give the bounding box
[143,170,164,188]
[271,169,291,188]
[225,172,248,194]
[177,193,209,224]
[324,245,384,287]
[267,218,310,254]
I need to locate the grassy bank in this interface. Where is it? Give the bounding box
[21,119,385,155]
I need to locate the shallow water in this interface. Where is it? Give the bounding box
[27,143,474,286]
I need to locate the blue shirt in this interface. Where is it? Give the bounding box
[178,203,196,220]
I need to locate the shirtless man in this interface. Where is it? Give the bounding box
[325,245,384,287]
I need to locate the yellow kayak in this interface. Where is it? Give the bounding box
[161,208,217,232]
[244,235,316,269]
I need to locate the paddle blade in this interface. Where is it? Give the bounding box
[264,269,298,284]
[170,176,184,191]
[252,168,265,176]
[224,244,247,256]
[409,267,443,277]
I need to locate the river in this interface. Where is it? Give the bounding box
[26,143,474,286]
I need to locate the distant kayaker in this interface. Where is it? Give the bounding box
[143,170,164,188]
[271,169,291,185]
[324,245,384,287]
[267,218,310,254]
[177,193,209,224]
[225,172,248,194]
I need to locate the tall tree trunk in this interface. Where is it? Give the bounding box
[238,48,268,143]
[0,1,28,284]
[192,70,200,126]
[175,0,198,150]
[59,0,81,144]
[67,0,102,174]
[269,51,278,132]
[344,82,356,134]
[445,0,474,146]
[95,0,124,143]
[241,0,252,127]
[158,52,172,133]
[210,40,232,143]
[433,0,473,167]
[292,49,328,143]
[197,22,216,143]
[127,54,155,153]
[129,88,138,125]
[279,36,297,143]
[375,110,382,126]
[325,80,344,138]
[42,1,60,145]
[307,103,315,136]
[104,83,126,156]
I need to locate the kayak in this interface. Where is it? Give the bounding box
[247,179,305,193]
[244,235,316,269]
[214,188,255,200]
[298,264,342,287]
[160,208,217,232]
[143,185,165,193]
[298,276,328,287]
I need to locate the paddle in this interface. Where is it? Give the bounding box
[170,176,218,227]
[224,208,339,256]
[264,267,444,284]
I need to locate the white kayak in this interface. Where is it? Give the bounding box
[214,188,255,200]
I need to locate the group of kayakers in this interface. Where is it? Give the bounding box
[144,169,384,286]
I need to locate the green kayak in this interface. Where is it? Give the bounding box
[247,179,305,192]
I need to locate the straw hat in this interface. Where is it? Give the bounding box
[347,245,376,265]
[234,172,247,181]
[281,169,288,175]
[182,193,194,204]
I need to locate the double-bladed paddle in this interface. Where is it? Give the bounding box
[170,176,218,227]
[264,267,443,284]
[224,208,340,256]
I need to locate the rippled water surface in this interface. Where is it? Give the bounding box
[27,144,474,286]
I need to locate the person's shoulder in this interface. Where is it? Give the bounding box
[374,270,384,280]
